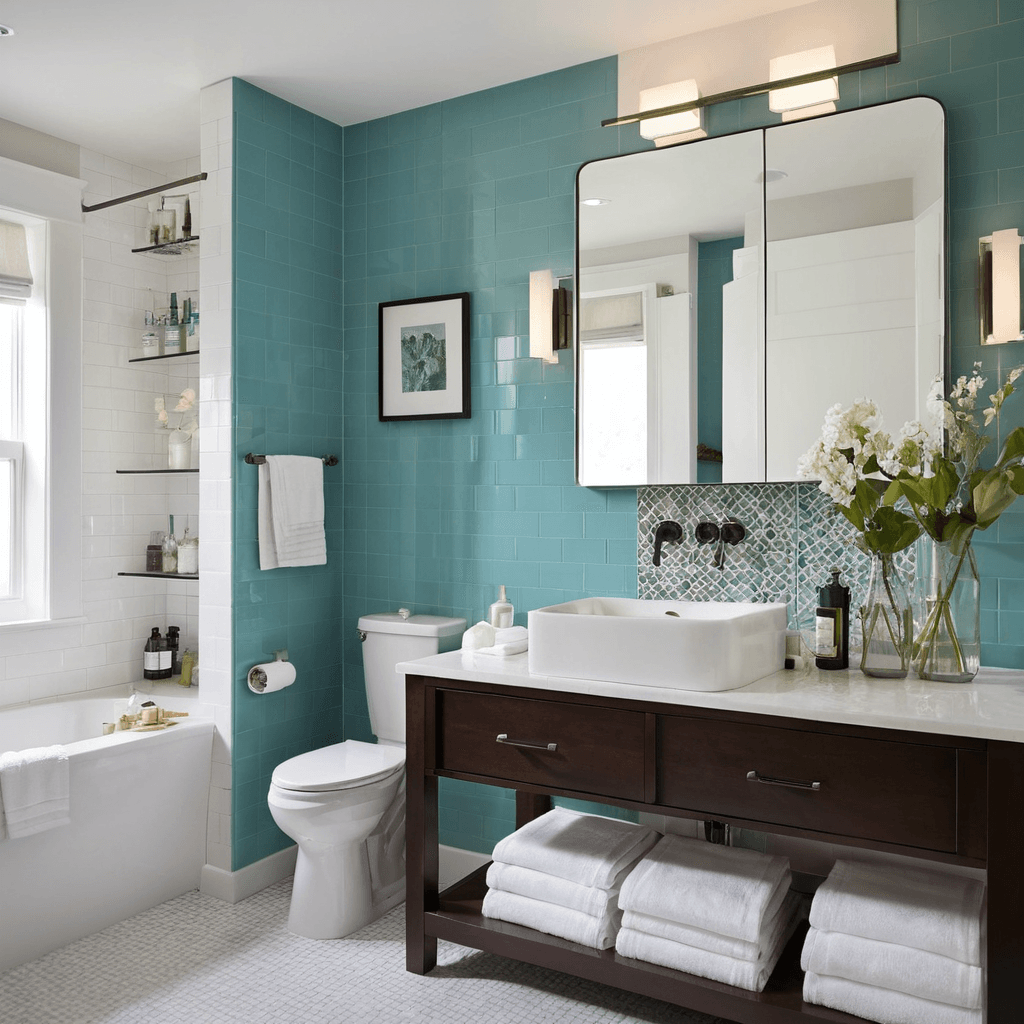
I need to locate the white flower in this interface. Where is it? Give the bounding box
[174,388,196,412]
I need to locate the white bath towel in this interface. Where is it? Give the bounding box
[490,807,660,889]
[258,455,327,569]
[802,972,983,1024]
[808,860,985,965]
[618,834,791,943]
[481,889,621,949]
[615,892,801,993]
[0,745,70,838]
[474,626,528,656]
[800,926,983,1010]
[621,884,795,961]
[486,862,619,918]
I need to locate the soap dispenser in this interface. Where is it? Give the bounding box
[488,585,514,628]
[814,567,850,670]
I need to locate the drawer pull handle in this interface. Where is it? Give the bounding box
[746,770,821,792]
[496,733,558,752]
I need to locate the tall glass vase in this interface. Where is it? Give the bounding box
[913,536,980,683]
[859,552,912,678]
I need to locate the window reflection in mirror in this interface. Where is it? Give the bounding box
[575,97,945,487]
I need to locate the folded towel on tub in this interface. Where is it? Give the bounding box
[618,834,791,943]
[481,889,621,949]
[801,926,983,1010]
[490,807,660,889]
[0,744,70,838]
[808,860,985,965]
[802,972,983,1024]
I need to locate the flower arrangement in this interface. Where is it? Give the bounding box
[155,388,198,437]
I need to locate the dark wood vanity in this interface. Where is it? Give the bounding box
[405,666,1024,1023]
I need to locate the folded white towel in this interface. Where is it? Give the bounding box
[615,893,801,993]
[486,862,619,918]
[258,455,327,570]
[491,807,660,890]
[0,745,70,838]
[461,621,496,650]
[619,834,791,943]
[803,972,983,1024]
[474,625,529,656]
[809,860,985,965]
[481,889,621,949]
[800,926,982,1010]
[621,884,794,961]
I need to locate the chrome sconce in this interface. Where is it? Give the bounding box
[529,270,573,363]
[979,229,1024,344]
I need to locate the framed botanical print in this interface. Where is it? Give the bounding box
[378,292,471,421]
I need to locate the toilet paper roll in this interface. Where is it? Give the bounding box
[248,659,296,694]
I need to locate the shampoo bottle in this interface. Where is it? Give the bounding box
[488,585,513,628]
[814,567,850,670]
[143,627,162,681]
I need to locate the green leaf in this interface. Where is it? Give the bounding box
[973,470,1019,527]
[995,426,1024,469]
[1010,465,1024,495]
[853,478,881,522]
[881,480,902,506]
[869,506,921,553]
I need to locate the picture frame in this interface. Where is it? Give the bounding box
[378,292,471,421]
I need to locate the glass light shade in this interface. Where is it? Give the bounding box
[529,269,557,363]
[638,80,702,140]
[768,46,839,112]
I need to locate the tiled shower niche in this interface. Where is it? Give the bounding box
[637,483,914,653]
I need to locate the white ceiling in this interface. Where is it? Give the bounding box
[0,0,813,169]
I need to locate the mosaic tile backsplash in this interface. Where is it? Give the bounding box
[637,482,914,654]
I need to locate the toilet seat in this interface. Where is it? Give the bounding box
[271,740,405,793]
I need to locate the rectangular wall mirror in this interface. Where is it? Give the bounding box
[575,97,946,487]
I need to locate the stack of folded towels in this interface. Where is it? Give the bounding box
[481,807,660,949]
[802,859,985,1024]
[616,834,801,992]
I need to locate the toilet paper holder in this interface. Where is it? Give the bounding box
[248,649,292,693]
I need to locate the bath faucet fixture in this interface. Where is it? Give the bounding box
[695,517,746,570]
[652,520,683,567]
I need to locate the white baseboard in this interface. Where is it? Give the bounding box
[201,845,297,904]
[201,842,489,905]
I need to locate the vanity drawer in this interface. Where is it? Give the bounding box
[437,690,646,801]
[659,715,959,852]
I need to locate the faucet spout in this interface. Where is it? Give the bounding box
[652,520,683,567]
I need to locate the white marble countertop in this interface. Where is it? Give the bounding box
[398,650,1024,743]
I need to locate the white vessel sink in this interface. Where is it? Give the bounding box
[527,597,788,692]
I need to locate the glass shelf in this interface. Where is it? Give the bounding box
[131,235,199,256]
[116,468,198,475]
[127,348,199,364]
[118,571,198,580]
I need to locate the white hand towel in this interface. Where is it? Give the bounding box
[615,893,801,993]
[808,859,985,965]
[258,456,327,570]
[481,889,621,949]
[486,862,619,918]
[621,884,795,961]
[801,927,983,1010]
[0,745,70,838]
[474,625,528,656]
[802,972,983,1024]
[490,807,660,890]
[461,621,496,650]
[618,834,791,943]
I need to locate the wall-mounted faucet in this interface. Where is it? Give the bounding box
[694,516,746,570]
[652,520,683,567]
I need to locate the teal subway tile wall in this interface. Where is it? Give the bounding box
[230,4,1024,866]
[231,79,348,870]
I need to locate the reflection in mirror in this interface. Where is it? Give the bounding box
[575,97,945,487]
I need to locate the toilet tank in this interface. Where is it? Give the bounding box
[358,612,465,744]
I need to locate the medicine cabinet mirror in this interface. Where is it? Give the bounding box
[575,97,945,486]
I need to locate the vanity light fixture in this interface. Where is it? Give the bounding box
[768,46,839,120]
[979,228,1024,344]
[638,80,706,146]
[529,270,572,363]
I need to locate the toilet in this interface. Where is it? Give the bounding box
[267,610,465,939]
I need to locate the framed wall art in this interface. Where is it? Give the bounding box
[378,292,471,421]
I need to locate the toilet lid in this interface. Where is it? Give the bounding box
[271,740,405,793]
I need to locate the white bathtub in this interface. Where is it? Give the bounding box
[0,695,214,974]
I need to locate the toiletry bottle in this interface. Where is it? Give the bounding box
[167,625,181,676]
[161,515,178,573]
[177,525,198,574]
[814,567,850,670]
[143,627,162,681]
[163,292,183,355]
[182,196,192,239]
[179,649,195,688]
[157,631,173,680]
[488,585,514,628]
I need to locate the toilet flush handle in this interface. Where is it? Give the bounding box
[357,628,367,642]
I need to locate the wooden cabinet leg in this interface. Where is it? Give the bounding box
[516,791,552,829]
[406,678,438,974]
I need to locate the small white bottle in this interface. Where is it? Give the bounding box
[488,585,513,628]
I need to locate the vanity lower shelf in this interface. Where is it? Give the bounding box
[429,867,866,1024]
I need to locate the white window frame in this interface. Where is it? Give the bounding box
[0,155,84,629]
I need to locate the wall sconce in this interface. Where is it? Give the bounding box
[979,229,1024,344]
[638,80,706,147]
[529,270,572,363]
[769,46,839,121]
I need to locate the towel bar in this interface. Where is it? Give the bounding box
[244,453,338,466]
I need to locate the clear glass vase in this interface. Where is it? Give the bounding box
[859,552,912,678]
[913,537,980,683]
